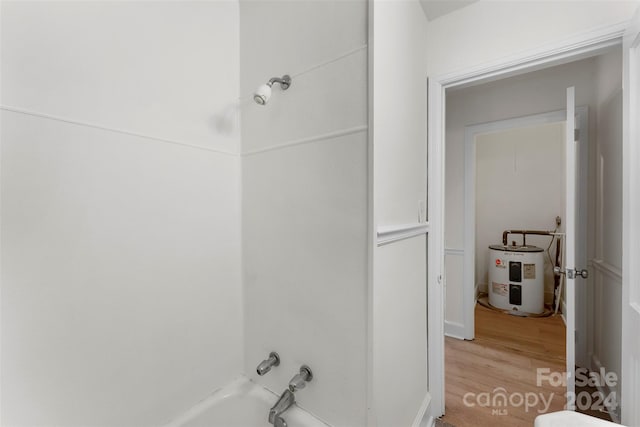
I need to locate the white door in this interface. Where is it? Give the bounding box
[621,6,640,425]
[563,87,590,407]
[564,86,577,407]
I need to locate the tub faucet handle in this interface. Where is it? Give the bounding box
[288,365,313,392]
[257,352,280,376]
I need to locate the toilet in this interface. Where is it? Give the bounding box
[535,411,623,426]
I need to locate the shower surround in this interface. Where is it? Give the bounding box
[240,1,369,425]
[1,1,368,426]
[1,1,431,426]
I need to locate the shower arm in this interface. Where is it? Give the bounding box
[268,75,291,90]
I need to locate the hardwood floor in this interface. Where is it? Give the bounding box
[440,305,567,427]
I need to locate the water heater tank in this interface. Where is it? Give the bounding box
[488,244,544,314]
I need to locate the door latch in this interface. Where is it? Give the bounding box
[554,266,589,279]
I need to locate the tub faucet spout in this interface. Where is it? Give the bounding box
[269,389,295,425]
[273,416,287,427]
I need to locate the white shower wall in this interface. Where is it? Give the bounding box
[2,1,433,426]
[239,2,369,426]
[1,2,243,425]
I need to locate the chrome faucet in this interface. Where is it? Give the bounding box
[268,365,314,427]
[269,389,295,426]
[256,352,280,376]
[288,365,313,392]
[273,416,287,427]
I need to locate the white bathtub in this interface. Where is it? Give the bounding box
[165,377,329,427]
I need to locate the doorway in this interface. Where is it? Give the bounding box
[434,49,624,425]
[445,107,587,342]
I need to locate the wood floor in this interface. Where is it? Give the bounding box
[440,305,567,427]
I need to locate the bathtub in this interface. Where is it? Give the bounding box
[165,377,329,427]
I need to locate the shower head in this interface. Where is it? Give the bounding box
[253,84,272,105]
[253,75,291,105]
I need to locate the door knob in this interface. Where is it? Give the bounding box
[575,269,589,279]
[554,266,588,279]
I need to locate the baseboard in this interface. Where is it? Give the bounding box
[412,393,433,427]
[590,354,621,423]
[422,415,435,427]
[444,320,466,340]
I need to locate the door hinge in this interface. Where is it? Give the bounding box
[574,128,580,141]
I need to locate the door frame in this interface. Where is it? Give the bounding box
[621,7,640,425]
[451,107,588,344]
[427,23,627,418]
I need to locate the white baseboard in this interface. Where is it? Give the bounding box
[444,320,466,340]
[590,354,621,423]
[422,415,435,427]
[412,393,433,427]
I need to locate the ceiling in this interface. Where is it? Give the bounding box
[419,0,478,21]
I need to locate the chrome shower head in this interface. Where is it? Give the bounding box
[253,75,291,105]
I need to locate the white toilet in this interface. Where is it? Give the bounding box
[535,411,623,426]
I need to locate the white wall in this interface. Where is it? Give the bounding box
[445,56,600,328]
[240,1,369,426]
[475,122,565,298]
[1,2,243,425]
[371,1,429,426]
[426,0,638,77]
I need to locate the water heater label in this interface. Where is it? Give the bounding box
[492,282,508,296]
[495,258,506,268]
[524,263,536,279]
